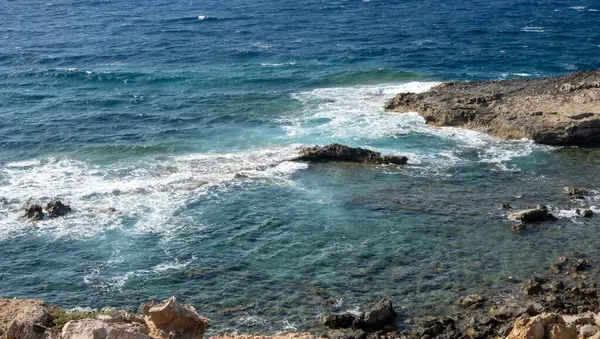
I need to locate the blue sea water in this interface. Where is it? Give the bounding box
[1,0,600,333]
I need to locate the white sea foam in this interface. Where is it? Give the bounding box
[0,144,307,241]
[198,15,207,20]
[261,61,297,67]
[521,26,544,33]
[570,6,587,11]
[283,82,550,172]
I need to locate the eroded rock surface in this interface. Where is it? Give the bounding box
[385,70,600,146]
[294,144,408,165]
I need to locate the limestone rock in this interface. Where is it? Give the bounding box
[580,324,598,338]
[294,144,408,165]
[385,70,600,146]
[506,313,577,339]
[143,296,208,339]
[524,278,546,295]
[6,305,53,339]
[62,319,110,339]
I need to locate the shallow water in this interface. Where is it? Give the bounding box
[1,0,600,334]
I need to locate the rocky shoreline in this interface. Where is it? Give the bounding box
[4,256,600,339]
[384,70,600,146]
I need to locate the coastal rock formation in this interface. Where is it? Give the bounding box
[506,313,577,339]
[294,144,408,165]
[508,205,556,223]
[320,299,397,334]
[384,70,600,146]
[0,297,207,339]
[24,201,72,221]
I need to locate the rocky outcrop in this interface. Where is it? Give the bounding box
[24,201,72,221]
[320,299,397,336]
[506,313,577,339]
[142,296,208,339]
[384,70,600,146]
[294,144,408,165]
[0,297,207,339]
[508,205,557,223]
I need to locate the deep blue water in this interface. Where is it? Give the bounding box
[1,0,600,334]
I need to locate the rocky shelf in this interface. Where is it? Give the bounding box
[384,70,600,146]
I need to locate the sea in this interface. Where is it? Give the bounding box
[1,0,600,334]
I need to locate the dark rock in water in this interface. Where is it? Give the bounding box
[508,204,556,223]
[45,200,71,217]
[457,294,484,309]
[568,187,587,199]
[570,259,591,272]
[523,277,546,295]
[511,222,526,233]
[358,299,397,331]
[320,299,397,333]
[582,209,594,218]
[294,144,408,165]
[384,70,600,146]
[320,314,358,329]
[502,203,512,210]
[24,205,43,220]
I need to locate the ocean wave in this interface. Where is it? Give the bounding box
[521,26,544,33]
[261,61,297,67]
[0,145,307,241]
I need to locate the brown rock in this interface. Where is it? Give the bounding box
[6,305,53,339]
[61,319,110,339]
[384,70,600,146]
[508,205,556,223]
[457,294,484,309]
[506,313,577,339]
[143,296,208,339]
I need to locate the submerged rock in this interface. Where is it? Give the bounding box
[385,70,600,146]
[508,205,556,223]
[582,209,594,218]
[568,187,587,199]
[294,144,408,165]
[511,222,526,233]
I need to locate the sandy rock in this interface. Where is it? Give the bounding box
[507,313,577,339]
[143,296,208,339]
[580,324,598,338]
[6,305,53,339]
[385,70,600,146]
[62,318,109,339]
[294,144,408,165]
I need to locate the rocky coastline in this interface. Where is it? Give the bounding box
[384,70,600,146]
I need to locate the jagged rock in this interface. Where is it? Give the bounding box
[385,70,600,146]
[503,203,513,210]
[294,144,408,165]
[490,304,537,320]
[583,209,594,218]
[506,313,577,339]
[570,259,591,272]
[319,314,358,329]
[45,201,71,217]
[142,296,208,339]
[24,205,43,221]
[567,187,587,199]
[457,294,484,309]
[6,305,53,339]
[359,299,397,331]
[508,205,556,223]
[524,278,546,295]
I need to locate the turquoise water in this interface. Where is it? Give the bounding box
[1,0,600,333]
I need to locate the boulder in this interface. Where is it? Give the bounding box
[24,205,43,221]
[6,305,53,339]
[142,296,208,339]
[512,222,526,233]
[457,294,484,309]
[580,324,598,338]
[294,144,408,165]
[583,209,594,218]
[359,299,397,331]
[384,70,600,146]
[61,319,109,339]
[506,313,577,339]
[503,203,513,210]
[524,278,546,295]
[319,314,358,329]
[45,201,71,217]
[509,205,556,223]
